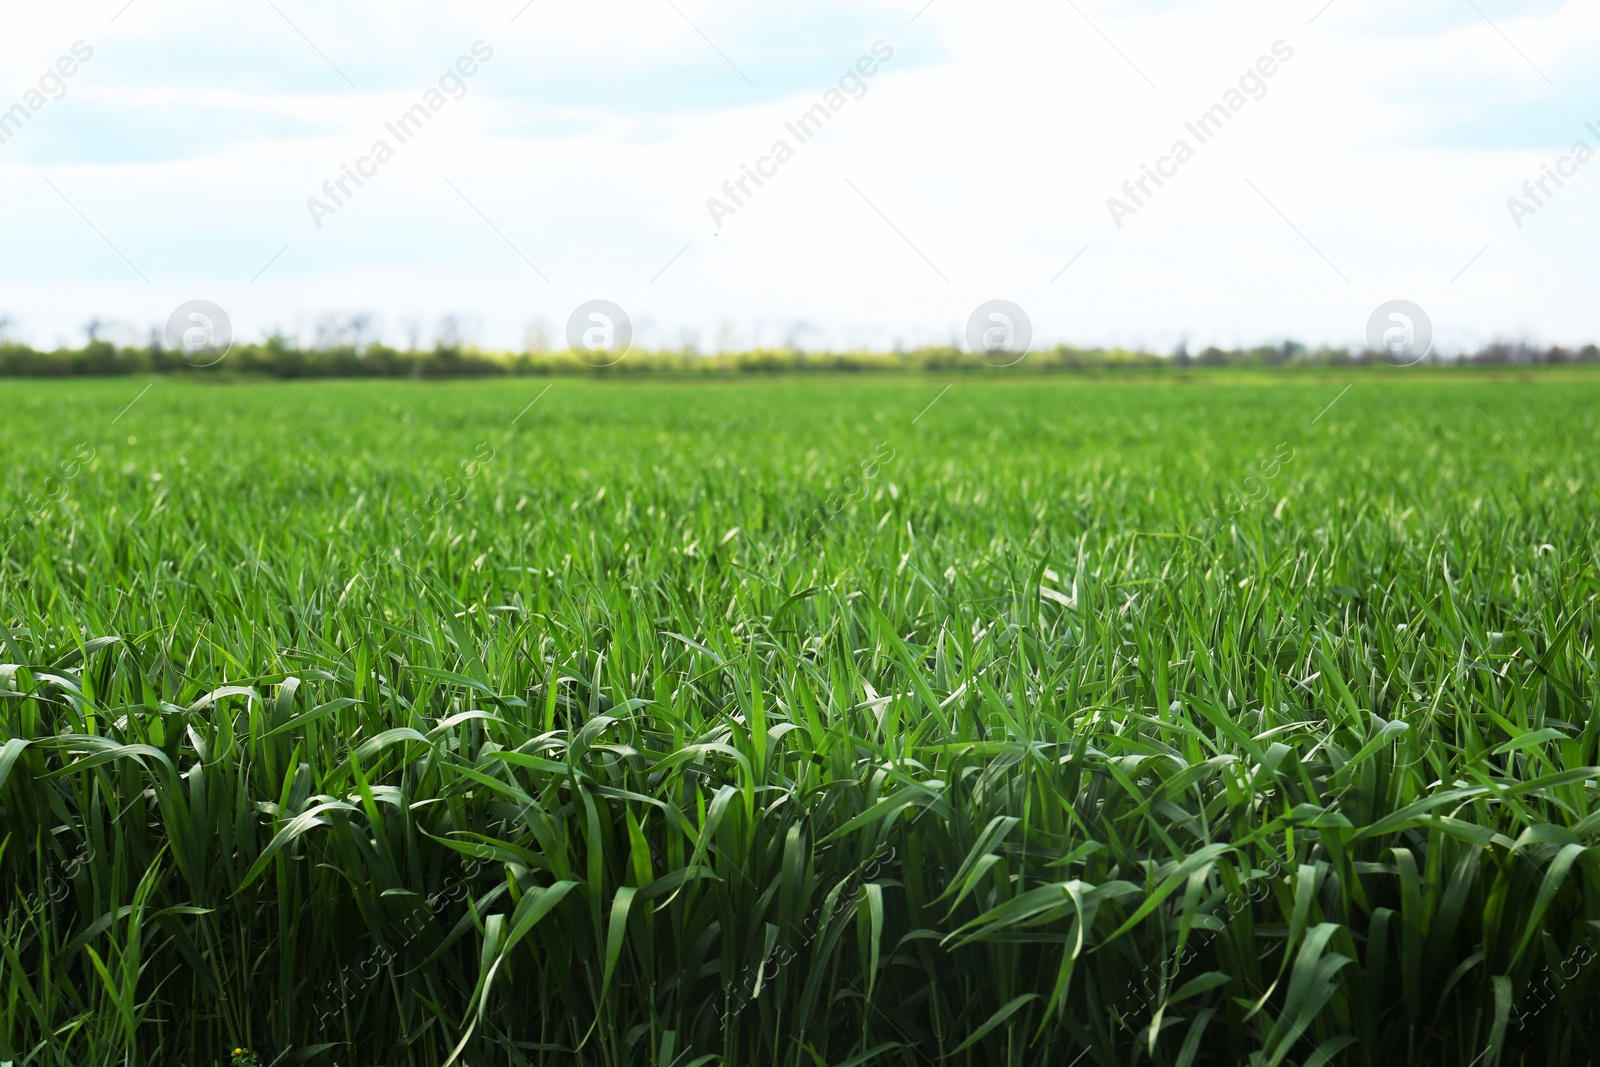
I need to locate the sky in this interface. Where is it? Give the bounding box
[1,0,1597,354]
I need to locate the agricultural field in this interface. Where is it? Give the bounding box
[1,371,1598,1066]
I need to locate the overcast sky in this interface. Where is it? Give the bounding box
[2,0,1595,353]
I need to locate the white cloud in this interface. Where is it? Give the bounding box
[2,0,1598,352]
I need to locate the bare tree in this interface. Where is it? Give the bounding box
[436,315,462,349]
[348,313,374,351]
[524,317,552,353]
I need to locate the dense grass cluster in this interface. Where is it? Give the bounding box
[1,371,1598,1066]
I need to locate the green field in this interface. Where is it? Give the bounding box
[2,373,1598,1066]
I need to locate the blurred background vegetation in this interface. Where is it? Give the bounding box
[3,337,1598,378]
